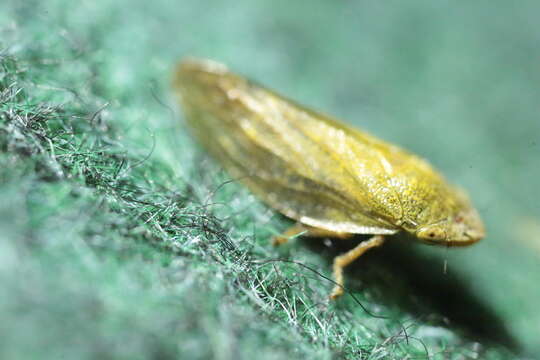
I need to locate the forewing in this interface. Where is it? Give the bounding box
[176,64,400,234]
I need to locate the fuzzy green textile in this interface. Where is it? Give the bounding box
[1,1,539,359]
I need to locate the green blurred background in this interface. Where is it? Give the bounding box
[1,0,539,359]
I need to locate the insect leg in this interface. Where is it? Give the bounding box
[330,235,385,299]
[272,223,309,246]
[272,223,353,246]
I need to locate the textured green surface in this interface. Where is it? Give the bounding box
[1,1,539,359]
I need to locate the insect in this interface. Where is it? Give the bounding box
[172,57,485,299]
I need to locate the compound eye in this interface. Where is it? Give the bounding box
[417,225,446,241]
[432,228,446,238]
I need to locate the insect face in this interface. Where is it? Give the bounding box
[416,208,484,247]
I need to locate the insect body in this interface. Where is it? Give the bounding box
[173,58,485,299]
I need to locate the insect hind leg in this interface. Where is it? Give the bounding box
[330,235,385,299]
[272,223,353,246]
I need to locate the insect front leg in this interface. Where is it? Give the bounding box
[272,223,353,246]
[330,235,385,300]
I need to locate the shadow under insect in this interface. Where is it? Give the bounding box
[299,234,520,352]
